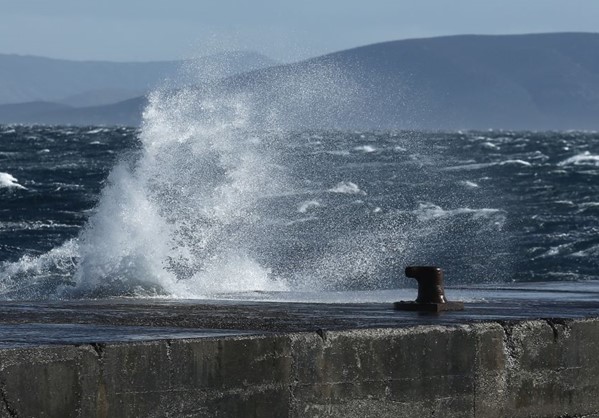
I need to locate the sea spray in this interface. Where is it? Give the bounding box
[71,87,291,297]
[0,52,515,300]
[5,126,596,293]
[0,127,519,299]
[0,59,367,299]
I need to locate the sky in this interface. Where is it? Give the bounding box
[1,0,599,62]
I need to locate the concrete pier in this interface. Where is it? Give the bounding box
[0,288,599,417]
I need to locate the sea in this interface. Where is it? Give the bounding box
[0,93,598,301]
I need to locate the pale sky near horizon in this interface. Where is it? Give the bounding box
[2,0,599,62]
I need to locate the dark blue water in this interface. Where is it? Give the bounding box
[1,125,598,299]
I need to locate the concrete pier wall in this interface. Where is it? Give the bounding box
[0,318,598,417]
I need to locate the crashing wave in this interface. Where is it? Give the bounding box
[0,172,27,190]
[558,151,599,166]
[328,181,365,195]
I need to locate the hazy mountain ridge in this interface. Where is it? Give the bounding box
[57,88,146,107]
[1,33,599,130]
[226,32,599,130]
[0,51,277,105]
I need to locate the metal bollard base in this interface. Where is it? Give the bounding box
[393,301,465,312]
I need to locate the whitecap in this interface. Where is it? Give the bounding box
[414,203,504,222]
[0,240,78,297]
[328,181,365,195]
[0,221,76,231]
[572,244,599,258]
[528,151,549,161]
[558,151,599,166]
[481,142,499,150]
[86,128,106,134]
[0,173,27,190]
[443,162,495,171]
[459,180,479,188]
[298,200,321,213]
[534,243,573,259]
[498,159,532,167]
[577,202,599,213]
[354,145,376,153]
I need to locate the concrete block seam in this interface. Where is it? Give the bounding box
[0,379,18,418]
[544,318,573,341]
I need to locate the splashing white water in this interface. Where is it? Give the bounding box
[328,181,365,195]
[0,172,26,190]
[70,88,291,297]
[0,58,361,299]
[558,151,599,166]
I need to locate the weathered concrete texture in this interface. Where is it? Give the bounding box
[0,318,599,417]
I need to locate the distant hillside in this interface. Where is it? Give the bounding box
[58,88,146,107]
[0,51,277,105]
[0,101,73,122]
[2,33,599,130]
[227,32,599,130]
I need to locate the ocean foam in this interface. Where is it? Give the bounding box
[572,244,599,258]
[481,142,499,149]
[414,203,504,222]
[298,200,321,213]
[498,159,532,167]
[0,240,78,299]
[0,57,361,299]
[443,162,496,171]
[459,180,479,188]
[68,87,292,297]
[0,172,27,190]
[558,151,599,166]
[354,145,377,153]
[328,181,365,195]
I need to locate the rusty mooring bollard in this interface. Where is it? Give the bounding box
[394,266,464,312]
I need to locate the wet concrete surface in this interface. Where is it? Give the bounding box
[0,282,598,346]
[1,284,599,417]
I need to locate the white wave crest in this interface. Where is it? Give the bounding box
[498,159,532,167]
[328,181,365,195]
[459,180,479,188]
[0,172,27,190]
[298,200,321,213]
[0,57,361,299]
[0,240,78,299]
[444,159,531,171]
[69,88,291,297]
[414,203,504,222]
[354,145,377,153]
[558,151,599,166]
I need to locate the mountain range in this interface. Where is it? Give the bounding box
[1,33,598,130]
[0,51,276,105]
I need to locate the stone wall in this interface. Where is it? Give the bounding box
[0,318,598,417]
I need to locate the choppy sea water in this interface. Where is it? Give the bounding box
[0,124,598,300]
